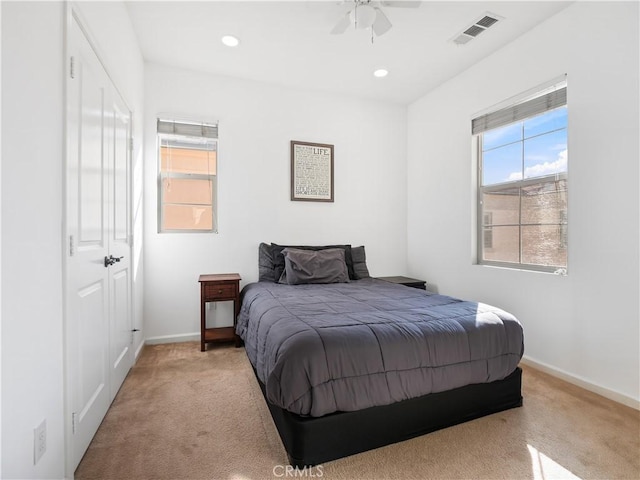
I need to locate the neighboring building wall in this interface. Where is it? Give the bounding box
[407,1,639,406]
[483,179,568,267]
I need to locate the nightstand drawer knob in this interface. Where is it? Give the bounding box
[217,289,223,294]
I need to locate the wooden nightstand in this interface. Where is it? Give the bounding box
[376,276,427,290]
[198,273,241,351]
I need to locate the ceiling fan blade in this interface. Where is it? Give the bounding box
[330,12,352,34]
[372,8,392,36]
[380,1,421,8]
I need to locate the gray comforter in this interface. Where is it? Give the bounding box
[237,278,524,417]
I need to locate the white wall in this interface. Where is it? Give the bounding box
[0,2,144,478]
[144,64,408,341]
[0,0,4,473]
[2,3,65,477]
[407,1,639,406]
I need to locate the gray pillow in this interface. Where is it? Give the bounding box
[258,242,276,282]
[271,243,355,281]
[279,248,350,285]
[351,245,370,279]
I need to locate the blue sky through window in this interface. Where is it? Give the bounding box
[482,107,567,185]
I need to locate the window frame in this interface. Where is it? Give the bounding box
[474,80,568,274]
[482,212,493,249]
[157,119,218,234]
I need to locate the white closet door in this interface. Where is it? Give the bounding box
[66,14,133,470]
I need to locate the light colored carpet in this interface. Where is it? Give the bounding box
[75,342,639,480]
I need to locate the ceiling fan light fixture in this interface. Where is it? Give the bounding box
[373,69,389,78]
[221,35,240,47]
[350,4,377,29]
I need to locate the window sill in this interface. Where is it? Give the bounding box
[474,262,568,276]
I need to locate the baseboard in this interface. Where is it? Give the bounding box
[145,332,200,345]
[521,356,639,411]
[134,339,145,359]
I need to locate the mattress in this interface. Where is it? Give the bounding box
[236,278,524,417]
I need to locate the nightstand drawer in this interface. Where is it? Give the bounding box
[204,283,236,300]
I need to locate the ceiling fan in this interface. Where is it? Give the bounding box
[330,1,420,38]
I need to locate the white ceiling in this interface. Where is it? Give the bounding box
[126,1,572,105]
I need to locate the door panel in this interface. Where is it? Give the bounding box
[110,269,131,397]
[76,280,109,427]
[113,100,129,242]
[78,62,105,245]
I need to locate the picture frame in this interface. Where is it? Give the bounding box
[290,140,334,202]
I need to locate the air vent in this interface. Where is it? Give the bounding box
[452,12,503,45]
[476,15,499,28]
[463,25,485,37]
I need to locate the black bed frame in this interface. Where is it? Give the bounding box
[256,367,523,467]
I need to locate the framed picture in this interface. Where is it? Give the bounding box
[290,140,334,202]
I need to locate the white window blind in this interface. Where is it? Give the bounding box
[157,119,218,139]
[472,86,567,135]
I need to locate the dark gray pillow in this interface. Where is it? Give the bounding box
[271,243,355,281]
[351,245,370,279]
[279,248,350,285]
[258,242,276,282]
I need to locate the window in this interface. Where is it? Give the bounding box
[473,80,567,272]
[157,119,218,232]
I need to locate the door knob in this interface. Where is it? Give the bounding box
[104,255,124,267]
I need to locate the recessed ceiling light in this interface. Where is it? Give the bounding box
[221,35,240,47]
[373,69,388,78]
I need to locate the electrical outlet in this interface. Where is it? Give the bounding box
[34,419,46,465]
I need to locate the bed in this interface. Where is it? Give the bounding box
[236,244,524,467]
